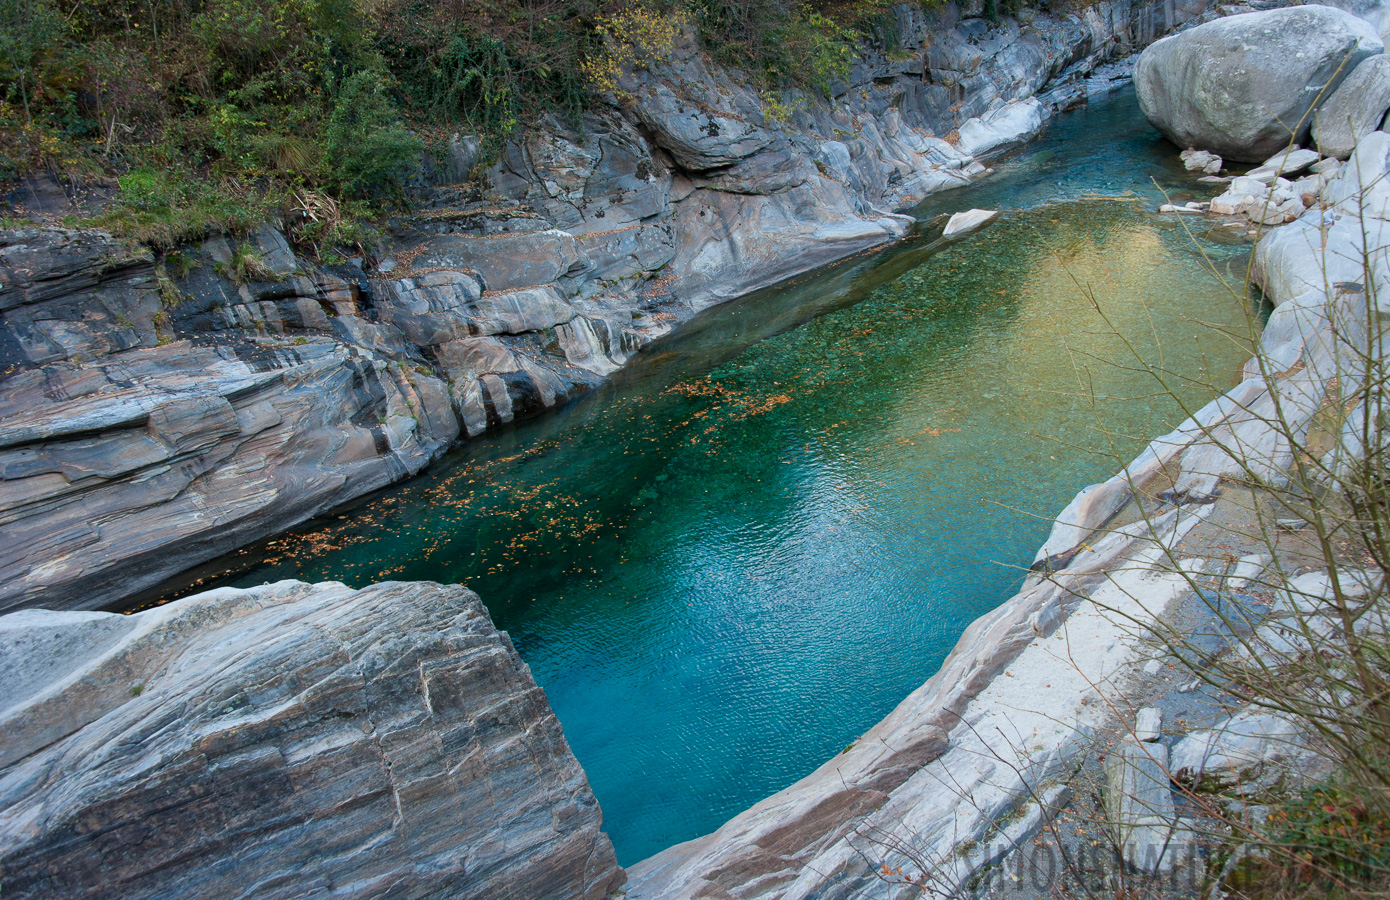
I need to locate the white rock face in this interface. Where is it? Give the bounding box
[1170,708,1322,788]
[1135,707,1163,742]
[1181,148,1223,173]
[942,208,1002,238]
[1312,54,1390,158]
[1246,147,1322,181]
[1320,0,1390,38]
[1255,132,1390,311]
[1135,6,1383,160]
[955,99,1044,157]
[0,581,625,900]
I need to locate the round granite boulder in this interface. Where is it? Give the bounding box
[1312,54,1390,157]
[1135,5,1384,162]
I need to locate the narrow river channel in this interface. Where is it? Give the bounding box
[167,89,1262,864]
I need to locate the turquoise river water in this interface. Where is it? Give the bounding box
[171,90,1263,864]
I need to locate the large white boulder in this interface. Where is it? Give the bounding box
[1135,6,1383,161]
[1313,54,1390,158]
[955,99,1044,158]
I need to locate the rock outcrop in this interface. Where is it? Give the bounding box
[0,579,624,900]
[1135,5,1383,160]
[1170,708,1321,789]
[1313,53,1390,157]
[1105,735,1190,874]
[0,0,1257,616]
[1254,130,1390,308]
[0,227,463,614]
[629,66,1388,897]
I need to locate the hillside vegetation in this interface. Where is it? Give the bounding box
[0,0,913,249]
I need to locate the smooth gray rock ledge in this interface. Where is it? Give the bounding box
[0,579,624,900]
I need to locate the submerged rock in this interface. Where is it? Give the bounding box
[942,208,1002,238]
[0,579,624,900]
[1135,6,1383,161]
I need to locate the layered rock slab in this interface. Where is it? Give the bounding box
[0,227,469,615]
[0,579,624,900]
[0,335,459,616]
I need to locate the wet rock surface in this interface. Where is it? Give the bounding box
[0,579,624,900]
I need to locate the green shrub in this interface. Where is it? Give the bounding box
[1269,780,1390,886]
[323,70,423,199]
[101,167,271,247]
[0,0,901,232]
[373,0,599,153]
[0,0,65,127]
[687,0,873,94]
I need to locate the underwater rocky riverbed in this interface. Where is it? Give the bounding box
[155,90,1262,865]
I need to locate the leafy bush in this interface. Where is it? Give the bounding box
[0,0,65,127]
[322,70,423,199]
[1271,781,1390,886]
[583,5,685,96]
[370,0,601,153]
[684,0,897,95]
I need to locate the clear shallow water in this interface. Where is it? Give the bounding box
[170,90,1262,864]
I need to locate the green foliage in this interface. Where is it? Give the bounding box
[0,0,903,246]
[424,34,536,142]
[193,0,360,83]
[777,11,858,94]
[686,0,875,95]
[760,91,806,125]
[323,70,423,198]
[372,0,602,154]
[1266,780,1390,886]
[0,0,65,126]
[982,0,1027,24]
[225,241,279,283]
[583,5,684,96]
[100,167,272,248]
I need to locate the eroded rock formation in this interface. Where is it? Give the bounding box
[0,579,624,900]
[1,0,1247,615]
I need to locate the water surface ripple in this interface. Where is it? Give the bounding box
[182,90,1260,864]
